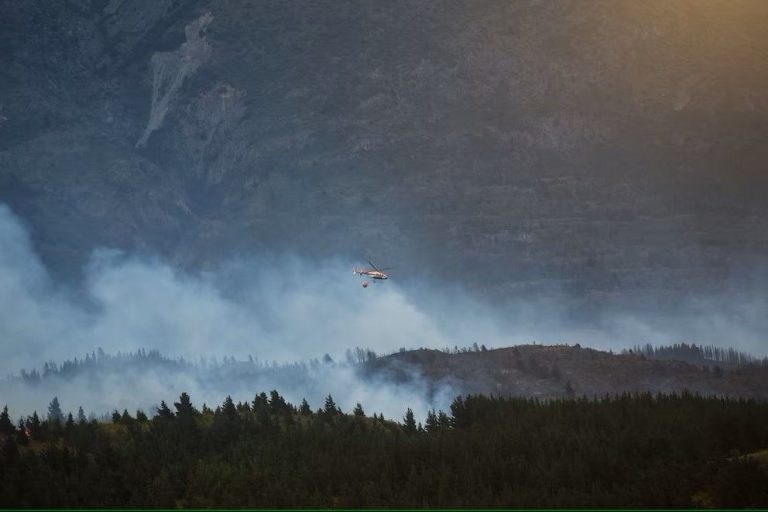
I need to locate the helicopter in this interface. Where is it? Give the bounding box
[353,261,392,287]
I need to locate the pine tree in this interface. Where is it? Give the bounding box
[174,392,197,417]
[425,409,439,433]
[299,399,312,416]
[222,395,237,420]
[403,408,417,434]
[450,397,469,428]
[324,395,339,415]
[252,392,269,412]
[0,405,15,435]
[29,411,41,438]
[353,403,365,417]
[47,396,63,424]
[269,390,287,412]
[156,401,174,419]
[437,410,452,430]
[77,406,87,424]
[121,409,134,425]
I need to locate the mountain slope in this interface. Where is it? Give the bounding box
[363,345,768,400]
[1,0,767,305]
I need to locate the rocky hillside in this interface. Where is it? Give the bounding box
[362,345,768,401]
[1,0,767,306]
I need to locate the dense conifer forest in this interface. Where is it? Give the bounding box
[2,391,767,507]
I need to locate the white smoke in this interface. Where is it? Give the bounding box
[0,204,456,372]
[0,203,467,420]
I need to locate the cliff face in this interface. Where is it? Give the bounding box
[2,0,767,305]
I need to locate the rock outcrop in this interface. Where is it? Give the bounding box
[137,13,214,147]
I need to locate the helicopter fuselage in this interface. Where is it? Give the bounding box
[353,269,388,280]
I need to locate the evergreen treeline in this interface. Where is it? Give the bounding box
[630,342,768,368]
[2,391,767,507]
[13,343,767,388]
[14,348,329,386]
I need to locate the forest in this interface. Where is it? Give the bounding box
[628,342,768,368]
[2,390,768,507]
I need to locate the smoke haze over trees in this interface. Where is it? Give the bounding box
[2,203,768,419]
